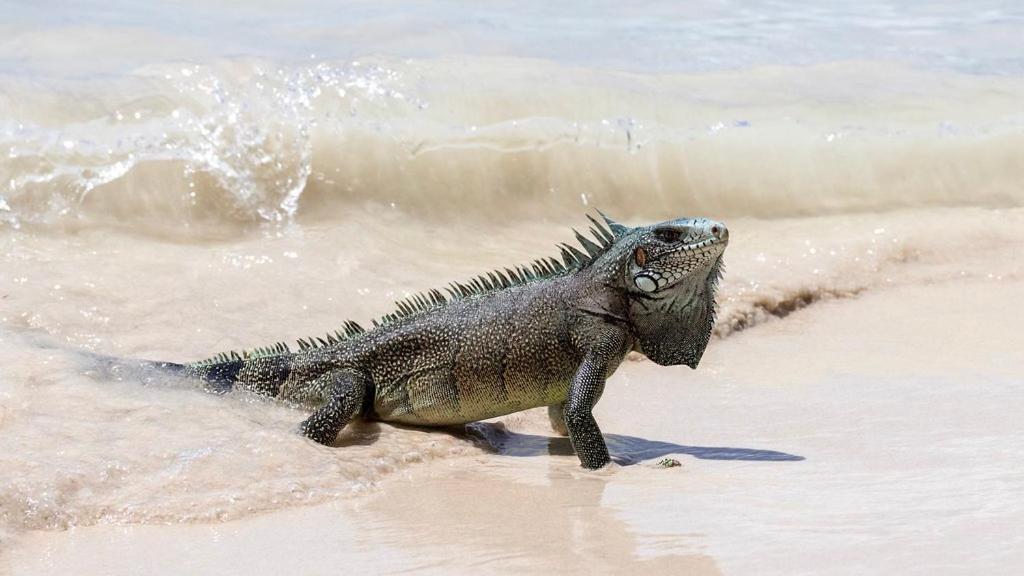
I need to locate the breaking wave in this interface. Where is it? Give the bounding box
[3,58,1024,235]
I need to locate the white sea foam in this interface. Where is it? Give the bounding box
[3,58,1023,233]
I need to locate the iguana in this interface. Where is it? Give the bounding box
[133,213,729,469]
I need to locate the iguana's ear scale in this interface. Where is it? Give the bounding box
[597,209,630,237]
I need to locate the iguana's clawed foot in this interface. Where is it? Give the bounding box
[298,419,336,445]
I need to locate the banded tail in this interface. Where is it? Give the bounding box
[41,335,302,399]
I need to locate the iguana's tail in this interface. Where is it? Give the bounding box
[12,328,231,392]
[83,350,298,398]
[17,328,304,399]
[75,346,292,397]
[81,352,192,385]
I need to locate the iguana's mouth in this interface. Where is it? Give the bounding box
[661,223,729,258]
[652,235,726,261]
[681,236,722,251]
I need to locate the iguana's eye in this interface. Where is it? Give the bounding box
[653,228,680,243]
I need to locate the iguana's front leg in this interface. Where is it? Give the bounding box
[564,328,626,469]
[299,369,368,444]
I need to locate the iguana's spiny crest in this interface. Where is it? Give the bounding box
[194,212,622,365]
[192,212,728,367]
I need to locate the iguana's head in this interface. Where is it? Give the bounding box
[597,213,728,369]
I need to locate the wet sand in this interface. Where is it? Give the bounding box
[5,267,1021,575]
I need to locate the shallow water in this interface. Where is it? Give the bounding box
[2,1,1024,573]
[1,208,1021,559]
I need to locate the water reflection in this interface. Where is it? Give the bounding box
[348,421,804,572]
[360,459,723,574]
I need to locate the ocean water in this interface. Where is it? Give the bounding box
[3,0,1024,232]
[2,2,1023,574]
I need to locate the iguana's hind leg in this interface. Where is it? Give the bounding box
[547,404,569,436]
[299,369,369,445]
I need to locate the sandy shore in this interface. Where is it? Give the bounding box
[6,274,1021,575]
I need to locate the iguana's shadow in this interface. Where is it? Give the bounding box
[464,422,805,466]
[334,420,804,466]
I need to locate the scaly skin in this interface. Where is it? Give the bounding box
[173,213,728,469]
